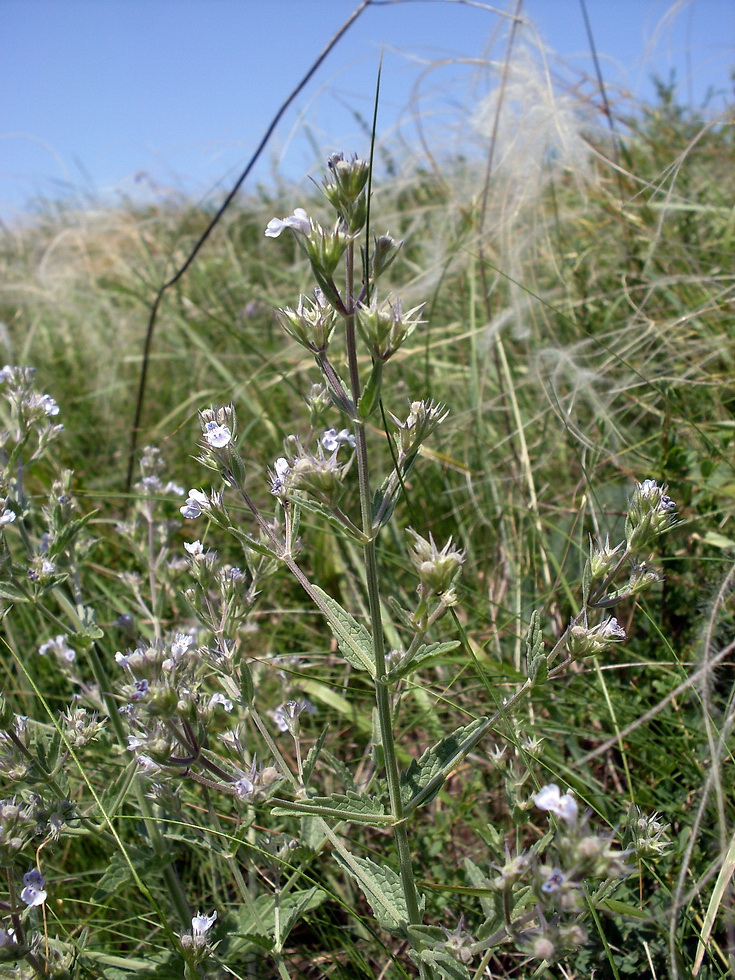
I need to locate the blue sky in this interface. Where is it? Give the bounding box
[1,0,732,218]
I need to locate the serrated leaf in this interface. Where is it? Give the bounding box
[401,717,489,811]
[92,847,167,902]
[417,950,472,980]
[230,887,326,944]
[387,640,460,680]
[334,851,409,931]
[464,858,495,917]
[310,585,375,676]
[271,790,392,826]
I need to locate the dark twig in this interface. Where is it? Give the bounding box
[125,0,372,494]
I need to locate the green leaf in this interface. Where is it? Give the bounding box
[271,790,393,826]
[0,580,29,602]
[464,858,495,917]
[400,717,489,811]
[357,359,383,419]
[387,640,460,680]
[416,950,472,980]
[92,847,168,903]
[302,727,328,785]
[230,887,326,944]
[290,496,367,542]
[386,595,416,631]
[310,585,376,676]
[597,898,650,920]
[334,851,409,931]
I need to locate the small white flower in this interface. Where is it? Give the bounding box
[41,559,56,576]
[38,634,75,662]
[0,365,14,383]
[233,774,255,799]
[40,394,59,416]
[184,540,204,557]
[20,869,46,907]
[321,427,356,452]
[203,420,232,448]
[0,508,16,525]
[171,633,194,658]
[209,693,233,713]
[165,481,186,496]
[265,207,311,238]
[181,488,209,520]
[270,456,291,495]
[533,783,578,826]
[115,651,130,667]
[127,735,144,751]
[136,755,159,774]
[191,909,217,941]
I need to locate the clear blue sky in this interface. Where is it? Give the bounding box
[1,0,732,219]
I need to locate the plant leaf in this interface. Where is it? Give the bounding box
[401,717,489,811]
[334,851,409,931]
[310,585,375,676]
[387,640,460,680]
[271,791,392,826]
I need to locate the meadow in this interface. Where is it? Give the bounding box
[0,73,733,979]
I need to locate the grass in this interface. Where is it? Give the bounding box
[0,77,734,979]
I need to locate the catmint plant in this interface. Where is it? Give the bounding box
[0,161,679,978]
[174,152,678,976]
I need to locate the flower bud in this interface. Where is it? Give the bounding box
[407,529,465,595]
[566,616,626,658]
[357,297,425,361]
[275,290,336,353]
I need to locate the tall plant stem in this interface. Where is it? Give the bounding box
[342,244,425,938]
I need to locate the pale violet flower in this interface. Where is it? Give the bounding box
[270,456,291,495]
[209,693,233,713]
[637,479,676,511]
[181,489,209,520]
[0,508,16,526]
[20,869,46,907]
[321,427,356,452]
[540,867,567,894]
[233,772,255,800]
[126,735,144,751]
[270,698,316,735]
[171,633,194,657]
[165,481,186,496]
[136,755,159,774]
[38,635,76,663]
[265,207,310,238]
[533,783,579,826]
[203,420,232,449]
[41,559,55,577]
[191,909,217,943]
[184,540,204,558]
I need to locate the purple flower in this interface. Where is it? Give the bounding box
[20,869,46,907]
[203,421,232,448]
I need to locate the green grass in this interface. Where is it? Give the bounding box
[0,84,734,978]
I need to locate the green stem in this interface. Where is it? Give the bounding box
[342,243,425,940]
